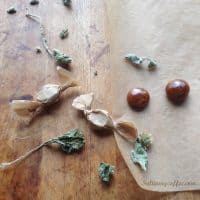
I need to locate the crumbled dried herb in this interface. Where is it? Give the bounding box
[26,13,72,65]
[11,67,78,122]
[35,46,42,53]
[59,28,69,39]
[130,133,152,171]
[30,0,39,5]
[98,162,114,183]
[53,49,72,65]
[125,53,157,70]
[72,93,138,142]
[7,7,17,14]
[0,129,85,170]
[63,0,71,6]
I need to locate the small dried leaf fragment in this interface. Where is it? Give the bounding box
[130,133,152,171]
[98,162,114,183]
[125,53,143,65]
[138,132,153,150]
[30,0,39,5]
[7,7,17,14]
[59,28,69,39]
[63,0,71,6]
[53,49,72,65]
[35,46,42,53]
[125,53,157,70]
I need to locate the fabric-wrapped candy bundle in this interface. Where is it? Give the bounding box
[72,93,138,143]
[10,67,79,123]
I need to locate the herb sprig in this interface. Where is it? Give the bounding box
[0,129,84,170]
[26,13,72,65]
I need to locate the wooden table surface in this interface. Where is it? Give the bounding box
[0,0,199,199]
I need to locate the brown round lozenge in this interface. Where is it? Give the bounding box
[166,79,190,104]
[127,88,150,111]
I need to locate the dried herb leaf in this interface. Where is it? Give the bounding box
[30,0,39,5]
[63,0,71,6]
[98,162,114,182]
[125,53,143,65]
[125,53,157,70]
[50,129,85,153]
[148,60,157,70]
[53,49,72,65]
[138,133,153,150]
[59,28,69,39]
[7,7,17,14]
[130,133,152,171]
[0,129,85,170]
[35,46,42,53]
[131,141,148,171]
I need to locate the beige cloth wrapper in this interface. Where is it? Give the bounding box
[106,0,200,192]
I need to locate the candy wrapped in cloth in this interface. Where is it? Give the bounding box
[10,67,79,122]
[72,93,138,142]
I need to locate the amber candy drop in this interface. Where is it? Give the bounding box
[166,79,190,104]
[127,88,150,111]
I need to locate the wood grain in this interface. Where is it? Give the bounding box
[0,0,199,199]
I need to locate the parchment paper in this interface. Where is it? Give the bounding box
[106,0,200,191]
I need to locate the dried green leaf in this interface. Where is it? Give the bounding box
[125,53,157,70]
[131,140,148,171]
[98,162,114,182]
[59,28,69,39]
[35,46,42,53]
[63,0,71,6]
[125,53,143,65]
[53,49,72,64]
[49,129,85,153]
[138,133,153,150]
[30,0,39,5]
[130,133,152,171]
[7,7,17,14]
[148,60,157,70]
